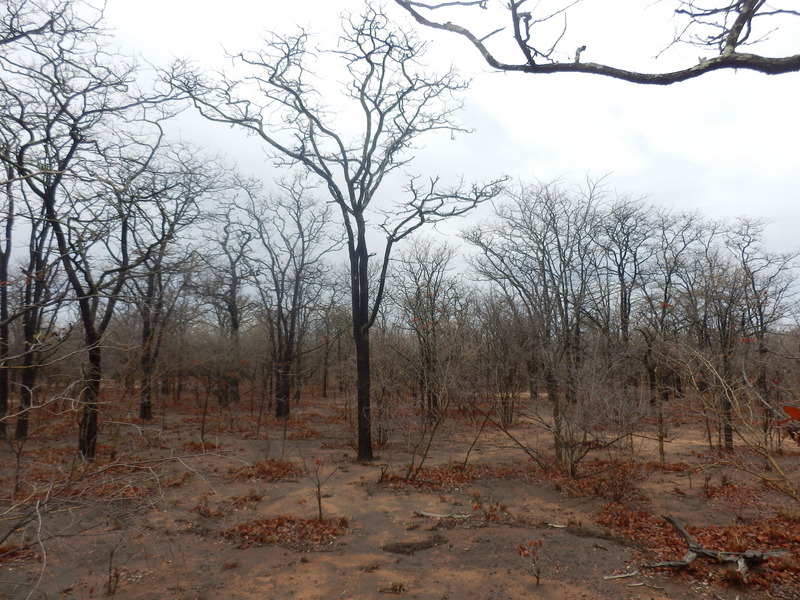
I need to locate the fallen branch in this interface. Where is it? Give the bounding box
[414,510,471,519]
[382,534,449,555]
[645,515,789,580]
[628,582,665,590]
[603,570,639,580]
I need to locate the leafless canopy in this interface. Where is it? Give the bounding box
[394,0,800,84]
[0,0,99,48]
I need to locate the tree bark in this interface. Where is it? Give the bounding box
[354,323,373,461]
[139,287,155,421]
[274,360,291,420]
[0,267,8,440]
[79,343,102,460]
[0,167,11,439]
[14,348,37,440]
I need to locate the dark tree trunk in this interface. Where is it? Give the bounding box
[14,351,37,440]
[16,260,46,439]
[422,348,438,420]
[321,343,329,399]
[721,354,734,452]
[139,294,155,420]
[139,359,154,420]
[546,371,563,466]
[274,360,291,419]
[0,286,8,440]
[0,163,12,439]
[79,343,102,460]
[354,324,373,461]
[351,229,374,462]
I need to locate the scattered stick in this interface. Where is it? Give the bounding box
[603,570,639,580]
[414,510,471,519]
[627,582,665,590]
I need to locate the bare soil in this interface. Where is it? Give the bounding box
[2,391,799,600]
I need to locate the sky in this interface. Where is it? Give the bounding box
[103,0,800,253]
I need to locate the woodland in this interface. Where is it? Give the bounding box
[2,1,800,599]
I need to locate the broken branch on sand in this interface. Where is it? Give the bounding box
[645,515,789,580]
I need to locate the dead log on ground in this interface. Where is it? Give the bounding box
[645,515,789,580]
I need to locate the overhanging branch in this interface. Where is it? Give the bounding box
[395,0,800,84]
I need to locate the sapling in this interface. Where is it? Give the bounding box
[471,491,507,522]
[303,458,338,521]
[517,539,544,585]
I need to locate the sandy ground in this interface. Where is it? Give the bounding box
[2,392,798,600]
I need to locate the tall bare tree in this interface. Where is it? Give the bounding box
[0,153,13,438]
[171,3,501,460]
[244,176,339,420]
[635,209,703,461]
[0,0,90,437]
[193,203,254,409]
[391,238,467,420]
[12,182,69,440]
[465,180,602,471]
[725,218,797,443]
[127,145,211,420]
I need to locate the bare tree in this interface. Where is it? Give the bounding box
[244,175,339,420]
[395,0,800,83]
[193,203,255,409]
[465,180,604,472]
[0,1,175,458]
[391,238,467,420]
[0,152,13,438]
[680,221,748,451]
[12,184,69,440]
[595,196,654,349]
[474,290,529,429]
[635,209,704,461]
[170,3,502,460]
[725,217,797,444]
[0,0,91,438]
[127,145,211,421]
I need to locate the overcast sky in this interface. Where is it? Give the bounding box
[104,0,800,252]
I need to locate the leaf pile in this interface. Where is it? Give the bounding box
[538,461,643,502]
[226,460,302,482]
[221,516,349,551]
[182,441,220,453]
[594,502,682,560]
[287,428,322,440]
[643,461,694,473]
[380,463,531,490]
[702,481,766,507]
